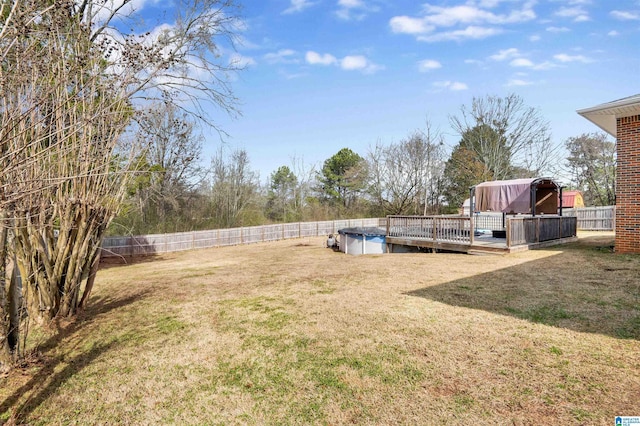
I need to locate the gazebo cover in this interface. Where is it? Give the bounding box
[474,178,538,213]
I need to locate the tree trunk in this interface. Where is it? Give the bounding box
[0,213,14,367]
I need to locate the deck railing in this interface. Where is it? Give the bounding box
[387,214,577,248]
[507,216,577,246]
[387,215,473,244]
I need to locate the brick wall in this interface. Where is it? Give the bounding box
[616,115,640,253]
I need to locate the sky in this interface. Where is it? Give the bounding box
[144,0,640,182]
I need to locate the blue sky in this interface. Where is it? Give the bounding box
[157,0,640,180]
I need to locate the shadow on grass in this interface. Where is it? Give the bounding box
[405,235,640,340]
[0,290,151,423]
[99,253,162,270]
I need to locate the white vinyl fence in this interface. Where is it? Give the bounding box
[101,218,384,257]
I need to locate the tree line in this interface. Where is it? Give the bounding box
[113,94,616,236]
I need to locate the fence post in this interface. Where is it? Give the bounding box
[558,217,562,239]
[506,218,511,247]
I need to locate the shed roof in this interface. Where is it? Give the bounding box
[562,190,583,208]
[577,94,640,137]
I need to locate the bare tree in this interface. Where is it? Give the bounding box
[368,126,445,216]
[449,94,557,180]
[122,102,205,232]
[0,0,242,365]
[209,148,261,228]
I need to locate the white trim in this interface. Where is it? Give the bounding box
[577,94,640,137]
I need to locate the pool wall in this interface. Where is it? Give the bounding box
[337,227,387,255]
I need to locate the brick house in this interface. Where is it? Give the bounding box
[578,94,640,254]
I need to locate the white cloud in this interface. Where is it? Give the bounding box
[92,0,156,23]
[389,16,434,34]
[508,58,558,70]
[529,34,541,42]
[390,2,533,42]
[283,0,315,14]
[418,59,442,72]
[553,53,592,63]
[490,47,520,61]
[506,79,533,87]
[264,49,298,64]
[229,53,256,68]
[306,51,382,73]
[555,6,590,22]
[338,0,364,7]
[340,55,368,70]
[336,0,378,21]
[340,55,383,73]
[305,51,337,65]
[608,30,620,36]
[510,58,534,67]
[546,26,570,33]
[420,3,535,27]
[610,10,640,20]
[418,26,502,42]
[433,81,468,91]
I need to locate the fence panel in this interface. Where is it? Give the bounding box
[243,226,264,244]
[563,206,614,230]
[562,216,578,238]
[539,217,561,242]
[102,218,384,257]
[508,216,577,246]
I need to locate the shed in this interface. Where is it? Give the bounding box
[562,190,584,208]
[471,178,561,216]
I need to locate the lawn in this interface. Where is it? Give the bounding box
[1,231,639,425]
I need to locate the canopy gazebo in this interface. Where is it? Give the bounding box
[470,177,562,216]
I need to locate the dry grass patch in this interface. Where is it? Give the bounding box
[1,231,639,424]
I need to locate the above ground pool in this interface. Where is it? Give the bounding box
[337,227,387,255]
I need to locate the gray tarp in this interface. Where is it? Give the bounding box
[474,178,536,213]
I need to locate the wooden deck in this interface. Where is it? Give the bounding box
[386,215,578,255]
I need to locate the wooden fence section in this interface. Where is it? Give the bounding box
[563,206,614,231]
[387,216,472,244]
[508,216,577,246]
[101,218,383,257]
